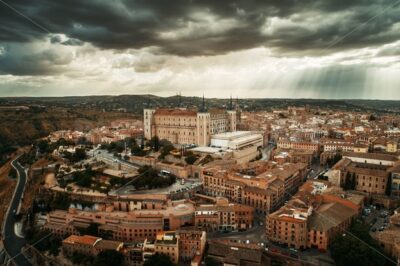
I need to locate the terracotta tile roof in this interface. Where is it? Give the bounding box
[389,164,400,173]
[308,202,357,232]
[154,108,197,116]
[344,152,399,162]
[63,235,101,246]
[347,164,389,177]
[243,186,274,195]
[207,240,264,265]
[332,158,352,170]
[94,239,123,251]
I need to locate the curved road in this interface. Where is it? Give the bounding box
[3,158,30,266]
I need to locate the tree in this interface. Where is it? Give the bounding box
[331,220,392,266]
[70,251,94,265]
[149,136,160,151]
[135,166,176,189]
[159,144,174,159]
[77,137,91,145]
[205,257,222,266]
[73,148,87,162]
[37,139,49,153]
[278,113,287,119]
[143,254,175,266]
[133,146,146,156]
[27,230,62,257]
[99,230,113,240]
[344,172,356,190]
[77,223,99,236]
[57,138,69,147]
[51,193,72,210]
[73,169,94,188]
[185,154,198,165]
[94,250,124,266]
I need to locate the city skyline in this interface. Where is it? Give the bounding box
[1,1,400,99]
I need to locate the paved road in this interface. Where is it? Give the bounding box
[3,159,30,266]
[261,144,275,161]
[91,149,140,170]
[208,214,266,242]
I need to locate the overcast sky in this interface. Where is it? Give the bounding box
[1,0,400,99]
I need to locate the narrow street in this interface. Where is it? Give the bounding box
[261,144,275,161]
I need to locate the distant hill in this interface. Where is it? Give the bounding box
[0,95,399,160]
[1,95,399,114]
[0,105,139,161]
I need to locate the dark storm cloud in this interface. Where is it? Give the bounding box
[0,44,73,75]
[0,0,400,56]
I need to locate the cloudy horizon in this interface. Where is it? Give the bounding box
[1,0,400,99]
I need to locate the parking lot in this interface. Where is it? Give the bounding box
[362,205,391,232]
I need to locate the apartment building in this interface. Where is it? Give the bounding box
[387,140,399,153]
[266,201,309,249]
[143,230,206,265]
[194,197,254,232]
[277,139,320,153]
[307,202,356,250]
[154,231,179,264]
[202,161,307,214]
[373,211,400,262]
[61,230,206,266]
[176,229,206,263]
[347,163,390,194]
[62,235,123,257]
[325,157,352,187]
[266,181,361,251]
[44,201,195,241]
[328,152,400,195]
[343,152,399,166]
[273,149,314,167]
[390,165,400,199]
[144,107,236,146]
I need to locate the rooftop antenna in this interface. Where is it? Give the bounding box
[230,95,233,110]
[179,91,182,107]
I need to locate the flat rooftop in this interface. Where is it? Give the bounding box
[190,146,226,153]
[211,131,255,139]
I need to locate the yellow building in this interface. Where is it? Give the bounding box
[144,107,236,146]
[387,140,398,153]
[154,231,179,264]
